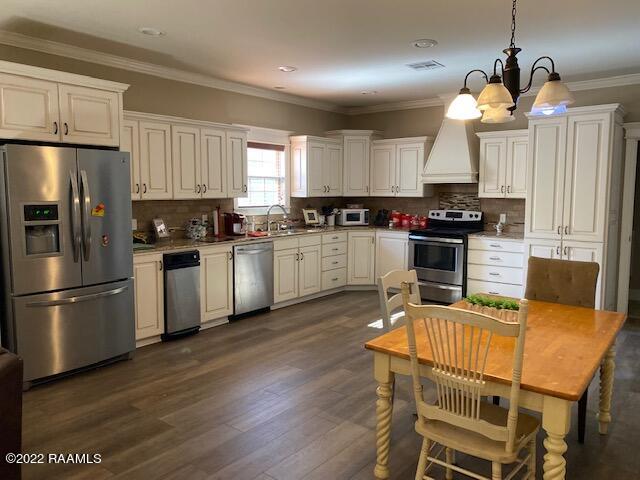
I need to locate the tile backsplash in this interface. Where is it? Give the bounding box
[132,184,525,237]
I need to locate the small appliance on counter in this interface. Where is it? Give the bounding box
[223,212,246,236]
[186,218,207,240]
[336,208,369,226]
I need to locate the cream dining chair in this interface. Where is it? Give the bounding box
[377,269,421,331]
[400,282,538,480]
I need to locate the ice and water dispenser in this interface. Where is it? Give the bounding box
[23,204,60,256]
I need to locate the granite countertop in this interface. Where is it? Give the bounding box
[133,225,410,255]
[469,231,525,241]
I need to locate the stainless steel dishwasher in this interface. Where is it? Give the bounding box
[163,250,201,339]
[234,242,274,316]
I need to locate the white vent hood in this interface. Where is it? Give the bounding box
[422,95,479,184]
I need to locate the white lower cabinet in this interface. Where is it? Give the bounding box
[200,245,234,323]
[299,244,322,297]
[274,248,299,303]
[347,231,375,285]
[133,254,164,341]
[321,233,348,290]
[466,237,524,298]
[273,235,322,303]
[375,230,408,279]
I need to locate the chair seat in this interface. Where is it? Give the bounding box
[415,402,540,464]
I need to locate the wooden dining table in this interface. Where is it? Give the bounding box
[365,297,626,480]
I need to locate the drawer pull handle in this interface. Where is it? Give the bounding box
[489,244,502,248]
[333,248,338,251]
[489,272,501,276]
[489,291,500,295]
[332,261,339,264]
[332,236,339,239]
[332,277,339,281]
[489,256,501,261]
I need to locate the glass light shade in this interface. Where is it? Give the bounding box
[533,79,575,110]
[481,105,515,123]
[476,82,515,110]
[446,92,481,120]
[530,103,568,116]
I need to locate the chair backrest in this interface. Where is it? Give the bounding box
[400,283,529,453]
[525,256,599,308]
[377,269,421,331]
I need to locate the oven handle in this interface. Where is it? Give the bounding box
[416,281,462,291]
[409,235,464,244]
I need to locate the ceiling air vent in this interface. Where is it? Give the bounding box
[407,60,445,71]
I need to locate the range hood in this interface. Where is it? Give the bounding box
[422,99,479,183]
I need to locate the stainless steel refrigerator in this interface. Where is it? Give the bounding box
[0,144,134,384]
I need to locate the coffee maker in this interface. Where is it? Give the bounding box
[223,212,246,236]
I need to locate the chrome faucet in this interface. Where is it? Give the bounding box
[266,204,288,232]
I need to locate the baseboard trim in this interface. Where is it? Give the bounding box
[271,288,344,310]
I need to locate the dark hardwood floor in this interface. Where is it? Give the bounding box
[21,291,640,479]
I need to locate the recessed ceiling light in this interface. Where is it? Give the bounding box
[413,38,438,48]
[138,27,165,37]
[274,86,286,90]
[278,66,297,72]
[360,90,378,95]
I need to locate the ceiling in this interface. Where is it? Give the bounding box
[1,0,640,108]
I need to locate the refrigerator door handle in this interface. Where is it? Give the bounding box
[69,170,81,262]
[80,169,92,261]
[25,286,129,307]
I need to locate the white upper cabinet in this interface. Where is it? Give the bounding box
[172,125,201,199]
[0,74,60,142]
[226,130,248,198]
[343,136,370,196]
[290,136,343,197]
[139,121,173,200]
[562,113,610,242]
[370,137,433,197]
[58,84,120,146]
[525,117,568,239]
[0,62,127,146]
[121,119,140,200]
[200,128,227,198]
[477,130,527,199]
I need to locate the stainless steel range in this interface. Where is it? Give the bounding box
[408,209,483,303]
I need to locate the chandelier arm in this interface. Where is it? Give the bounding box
[463,69,489,89]
[493,59,505,77]
[520,65,551,94]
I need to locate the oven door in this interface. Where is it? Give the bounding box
[408,236,464,286]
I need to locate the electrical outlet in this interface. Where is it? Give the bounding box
[131,218,137,231]
[202,214,208,223]
[499,213,507,224]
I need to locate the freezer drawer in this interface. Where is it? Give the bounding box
[12,279,134,382]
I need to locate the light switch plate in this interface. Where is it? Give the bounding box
[131,218,137,231]
[499,213,507,224]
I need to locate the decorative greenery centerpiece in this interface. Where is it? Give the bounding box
[464,294,520,322]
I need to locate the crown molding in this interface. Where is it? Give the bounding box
[0,30,346,114]
[345,97,444,115]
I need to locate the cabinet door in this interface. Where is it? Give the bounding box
[343,137,370,196]
[226,130,248,197]
[58,84,119,146]
[525,117,567,239]
[200,246,233,322]
[307,141,326,197]
[505,136,528,198]
[525,238,561,260]
[562,240,603,308]
[325,143,343,196]
[121,119,141,200]
[478,138,507,198]
[370,144,396,196]
[375,233,408,279]
[562,113,610,242]
[139,121,173,199]
[201,128,227,198]
[299,245,322,296]
[396,142,424,197]
[274,248,299,303]
[133,255,164,340]
[347,232,375,285]
[172,125,201,199]
[0,73,60,142]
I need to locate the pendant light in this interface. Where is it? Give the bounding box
[445,0,574,123]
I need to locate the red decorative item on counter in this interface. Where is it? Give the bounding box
[401,214,411,229]
[410,215,420,228]
[391,211,402,228]
[419,216,428,229]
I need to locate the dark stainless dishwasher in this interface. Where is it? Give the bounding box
[163,250,200,339]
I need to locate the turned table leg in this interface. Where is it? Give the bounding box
[374,352,395,480]
[542,396,571,480]
[598,342,616,434]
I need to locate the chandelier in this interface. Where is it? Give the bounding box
[446,0,575,123]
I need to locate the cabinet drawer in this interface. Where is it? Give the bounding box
[467,279,523,299]
[299,234,321,247]
[322,242,347,257]
[468,238,524,253]
[322,268,347,290]
[467,264,523,285]
[273,238,298,251]
[322,232,348,244]
[467,250,523,268]
[322,254,347,271]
